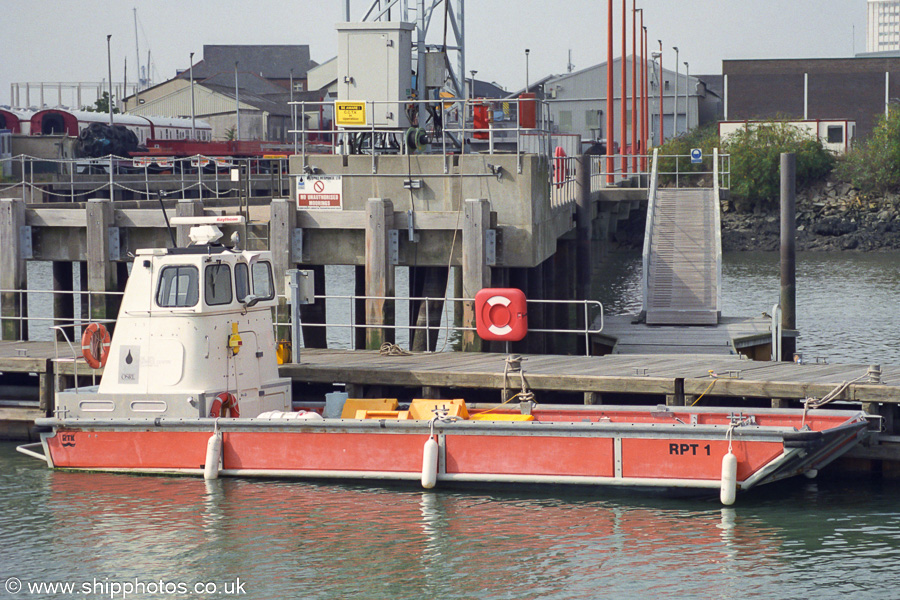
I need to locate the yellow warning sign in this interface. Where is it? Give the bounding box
[335,101,367,127]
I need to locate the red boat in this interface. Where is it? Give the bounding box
[17,218,874,505]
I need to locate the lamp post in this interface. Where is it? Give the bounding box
[657,40,663,145]
[189,52,196,139]
[470,69,477,99]
[672,46,679,137]
[234,61,240,141]
[651,51,661,147]
[106,34,114,127]
[525,49,530,93]
[684,61,690,133]
[641,22,647,170]
[290,67,294,148]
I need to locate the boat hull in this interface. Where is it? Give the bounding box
[35,405,873,496]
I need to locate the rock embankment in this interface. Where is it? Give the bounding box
[721,178,900,251]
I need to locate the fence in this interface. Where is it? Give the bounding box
[277,292,604,356]
[0,154,290,202]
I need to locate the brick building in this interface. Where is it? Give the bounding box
[722,56,900,140]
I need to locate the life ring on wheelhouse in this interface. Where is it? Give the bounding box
[209,392,240,418]
[81,323,111,369]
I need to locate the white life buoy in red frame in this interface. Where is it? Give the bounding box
[475,288,528,342]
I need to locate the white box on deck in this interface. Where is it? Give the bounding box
[336,22,414,129]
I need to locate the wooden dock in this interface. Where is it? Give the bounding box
[281,348,899,408]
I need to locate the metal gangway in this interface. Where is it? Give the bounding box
[641,149,723,326]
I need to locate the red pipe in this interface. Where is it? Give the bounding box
[606,0,614,184]
[620,0,627,175]
[631,3,638,174]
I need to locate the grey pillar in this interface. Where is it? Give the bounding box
[85,198,118,322]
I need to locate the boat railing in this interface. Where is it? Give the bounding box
[49,323,107,395]
[276,293,604,356]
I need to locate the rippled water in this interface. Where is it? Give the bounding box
[594,251,900,365]
[3,444,900,599]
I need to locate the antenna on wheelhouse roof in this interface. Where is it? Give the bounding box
[156,190,177,247]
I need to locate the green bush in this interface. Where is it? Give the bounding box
[724,120,834,212]
[834,109,900,194]
[656,123,720,186]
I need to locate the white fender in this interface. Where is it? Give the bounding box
[720,451,737,506]
[204,432,223,480]
[421,436,439,489]
[486,295,513,336]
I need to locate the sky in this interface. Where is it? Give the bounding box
[1,0,868,107]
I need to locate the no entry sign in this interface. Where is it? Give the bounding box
[296,175,343,210]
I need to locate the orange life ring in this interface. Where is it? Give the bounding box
[81,323,111,369]
[552,146,568,188]
[474,288,528,342]
[209,392,240,418]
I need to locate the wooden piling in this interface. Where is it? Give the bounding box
[410,266,448,352]
[780,153,797,361]
[0,198,27,340]
[85,199,118,323]
[574,154,593,300]
[270,198,296,354]
[461,199,491,352]
[365,198,395,349]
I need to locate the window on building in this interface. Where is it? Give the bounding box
[827,126,844,144]
[205,263,233,306]
[156,265,199,308]
[559,110,573,132]
[585,110,600,130]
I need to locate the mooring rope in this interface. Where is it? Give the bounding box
[379,342,412,356]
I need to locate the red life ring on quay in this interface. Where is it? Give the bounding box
[209,392,240,418]
[81,323,111,369]
[474,288,528,342]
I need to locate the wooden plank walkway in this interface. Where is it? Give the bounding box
[282,348,900,405]
[2,342,898,410]
[646,188,719,326]
[596,315,790,356]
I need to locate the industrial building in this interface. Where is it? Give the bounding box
[722,56,900,140]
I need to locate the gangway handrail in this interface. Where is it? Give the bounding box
[714,147,723,316]
[640,148,660,317]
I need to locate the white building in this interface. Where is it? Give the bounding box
[867,0,900,52]
[542,57,720,151]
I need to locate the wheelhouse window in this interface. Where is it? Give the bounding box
[156,265,199,307]
[205,263,233,306]
[251,262,275,300]
[235,263,250,303]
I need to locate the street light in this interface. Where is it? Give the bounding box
[525,49,530,92]
[470,69,477,99]
[189,52,196,139]
[656,40,663,145]
[106,34,114,127]
[651,51,661,146]
[234,61,240,141]
[684,61,690,133]
[290,67,294,149]
[672,46,679,137]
